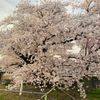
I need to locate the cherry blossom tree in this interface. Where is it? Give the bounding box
[0,0,100,98]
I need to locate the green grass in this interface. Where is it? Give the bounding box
[0,84,42,100]
[87,88,100,100]
[0,88,78,100]
[0,89,42,100]
[0,84,100,100]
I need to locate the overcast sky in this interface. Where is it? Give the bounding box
[0,0,18,20]
[0,0,84,21]
[0,0,39,21]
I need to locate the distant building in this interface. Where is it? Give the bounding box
[93,80,100,88]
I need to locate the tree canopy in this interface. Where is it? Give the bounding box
[0,0,100,98]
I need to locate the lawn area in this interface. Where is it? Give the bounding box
[0,84,100,100]
[0,91,38,100]
[0,87,75,100]
[87,88,100,100]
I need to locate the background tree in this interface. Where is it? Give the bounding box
[81,0,100,13]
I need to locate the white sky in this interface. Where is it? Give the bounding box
[0,0,19,20]
[0,0,38,21]
[0,0,85,21]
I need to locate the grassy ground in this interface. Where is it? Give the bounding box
[87,88,100,100]
[0,84,100,100]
